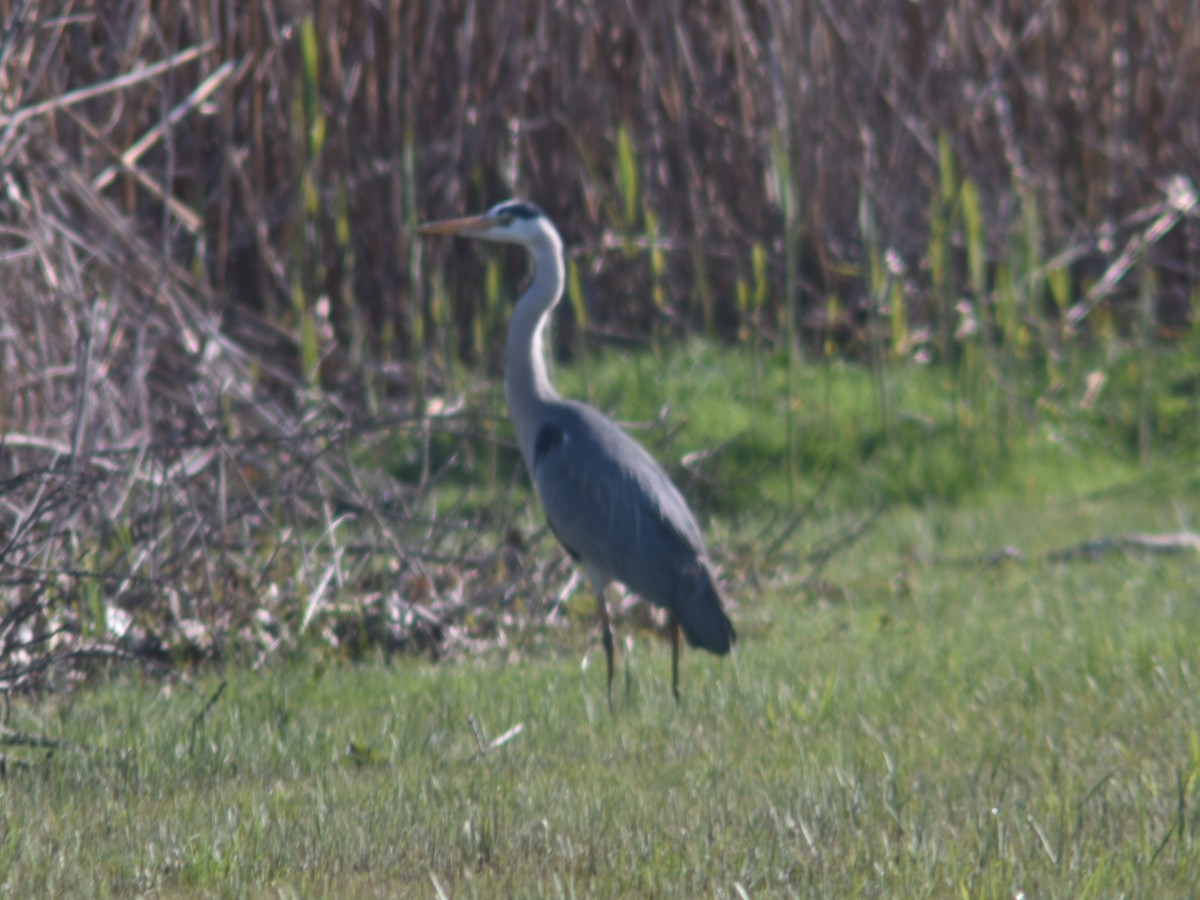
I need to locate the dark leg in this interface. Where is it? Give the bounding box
[669,613,681,705]
[595,584,615,711]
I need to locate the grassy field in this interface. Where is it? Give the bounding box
[4,5,1199,896]
[4,347,1199,898]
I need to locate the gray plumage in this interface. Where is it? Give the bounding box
[420,200,735,702]
[532,402,733,654]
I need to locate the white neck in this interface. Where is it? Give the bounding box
[505,230,565,471]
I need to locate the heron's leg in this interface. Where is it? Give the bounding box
[589,572,615,710]
[599,597,614,710]
[669,613,681,705]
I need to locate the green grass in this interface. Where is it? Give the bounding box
[4,346,1200,896]
[552,339,1200,512]
[374,338,1200,521]
[4,491,1199,897]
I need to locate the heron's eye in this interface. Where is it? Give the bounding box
[499,215,514,227]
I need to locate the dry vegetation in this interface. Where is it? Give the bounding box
[1,1,1198,695]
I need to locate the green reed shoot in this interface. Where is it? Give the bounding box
[692,244,715,338]
[995,261,1017,351]
[616,124,640,233]
[751,242,768,385]
[960,174,1009,452]
[736,274,752,374]
[1047,265,1071,317]
[769,127,801,503]
[961,178,985,299]
[292,282,320,386]
[287,13,327,388]
[299,16,322,155]
[566,256,593,403]
[483,257,505,491]
[929,132,960,365]
[480,258,502,362]
[334,176,370,405]
[644,207,668,352]
[736,242,769,402]
[858,182,892,435]
[403,125,424,411]
[1137,265,1158,465]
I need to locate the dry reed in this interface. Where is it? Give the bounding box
[1,0,1197,691]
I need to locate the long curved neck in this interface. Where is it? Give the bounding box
[505,233,565,471]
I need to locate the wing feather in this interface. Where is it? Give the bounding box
[531,402,705,605]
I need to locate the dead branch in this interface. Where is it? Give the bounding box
[1043,532,1200,563]
[942,532,1200,569]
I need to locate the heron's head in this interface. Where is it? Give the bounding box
[419,200,557,251]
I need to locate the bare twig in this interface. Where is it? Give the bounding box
[940,532,1200,568]
[1044,532,1200,563]
[0,724,69,750]
[190,681,227,733]
[467,715,525,759]
[1065,176,1199,329]
[92,59,237,191]
[0,41,216,130]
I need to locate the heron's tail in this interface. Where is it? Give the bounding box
[676,561,736,654]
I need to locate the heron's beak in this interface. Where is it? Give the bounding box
[418,214,494,237]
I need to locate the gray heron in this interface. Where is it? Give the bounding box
[419,200,735,705]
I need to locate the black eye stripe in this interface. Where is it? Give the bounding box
[491,201,543,221]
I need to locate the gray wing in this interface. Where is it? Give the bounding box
[530,401,734,652]
[529,401,710,595]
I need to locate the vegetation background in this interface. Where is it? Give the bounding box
[3,0,1197,670]
[1,3,1199,893]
